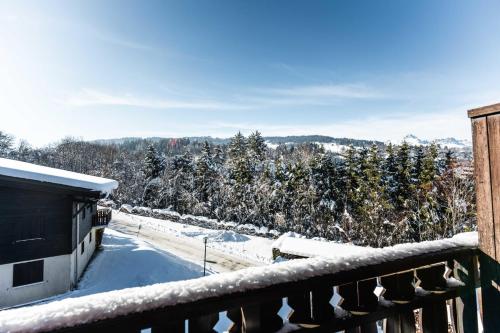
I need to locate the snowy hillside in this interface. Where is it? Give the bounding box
[265,140,354,153]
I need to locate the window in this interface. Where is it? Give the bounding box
[89,231,92,243]
[82,206,86,219]
[81,241,85,254]
[13,260,44,287]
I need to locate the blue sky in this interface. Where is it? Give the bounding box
[1,0,500,146]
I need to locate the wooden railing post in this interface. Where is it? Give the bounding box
[381,271,416,333]
[338,279,378,333]
[468,103,500,332]
[417,264,448,332]
[152,320,184,333]
[451,256,479,333]
[288,290,314,324]
[188,313,218,333]
[240,300,283,333]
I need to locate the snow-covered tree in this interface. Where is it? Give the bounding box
[0,131,13,157]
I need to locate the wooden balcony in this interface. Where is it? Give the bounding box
[92,208,112,227]
[1,105,498,333]
[0,236,481,333]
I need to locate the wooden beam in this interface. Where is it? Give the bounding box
[487,114,500,260]
[468,102,500,119]
[469,106,500,333]
[471,117,496,260]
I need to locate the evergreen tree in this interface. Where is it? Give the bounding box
[213,145,225,170]
[142,145,165,207]
[419,143,438,188]
[415,143,439,240]
[248,131,267,161]
[143,144,165,180]
[412,146,424,185]
[166,152,195,214]
[309,154,338,236]
[394,142,413,210]
[195,141,216,205]
[228,132,247,160]
[343,145,360,213]
[383,143,398,206]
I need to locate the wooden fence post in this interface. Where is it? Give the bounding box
[468,103,500,332]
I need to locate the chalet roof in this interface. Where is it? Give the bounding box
[0,158,118,194]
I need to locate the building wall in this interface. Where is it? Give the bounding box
[0,254,71,308]
[0,180,99,308]
[0,214,97,309]
[71,203,97,286]
[76,229,96,279]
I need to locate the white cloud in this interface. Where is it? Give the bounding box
[65,82,388,112]
[64,89,248,110]
[261,83,386,99]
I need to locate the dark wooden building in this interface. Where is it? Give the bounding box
[0,158,117,308]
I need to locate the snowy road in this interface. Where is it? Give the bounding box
[109,212,267,273]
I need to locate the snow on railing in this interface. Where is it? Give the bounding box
[0,233,479,333]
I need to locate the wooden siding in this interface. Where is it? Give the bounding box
[0,184,73,265]
[0,177,99,265]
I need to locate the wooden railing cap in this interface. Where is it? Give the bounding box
[468,102,500,118]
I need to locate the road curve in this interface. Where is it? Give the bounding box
[108,213,262,273]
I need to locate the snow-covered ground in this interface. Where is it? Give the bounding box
[74,229,204,296]
[314,141,349,153]
[111,211,275,266]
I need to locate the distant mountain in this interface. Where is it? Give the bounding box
[93,134,471,154]
[94,135,383,148]
[399,134,472,149]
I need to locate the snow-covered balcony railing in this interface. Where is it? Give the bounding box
[92,208,112,227]
[0,233,479,333]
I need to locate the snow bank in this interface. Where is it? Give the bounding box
[272,233,369,258]
[210,230,250,243]
[0,232,477,333]
[0,158,118,194]
[121,205,281,238]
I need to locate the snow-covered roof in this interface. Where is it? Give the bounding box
[0,232,477,332]
[0,158,118,194]
[272,234,370,258]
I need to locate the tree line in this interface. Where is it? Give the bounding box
[0,130,475,246]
